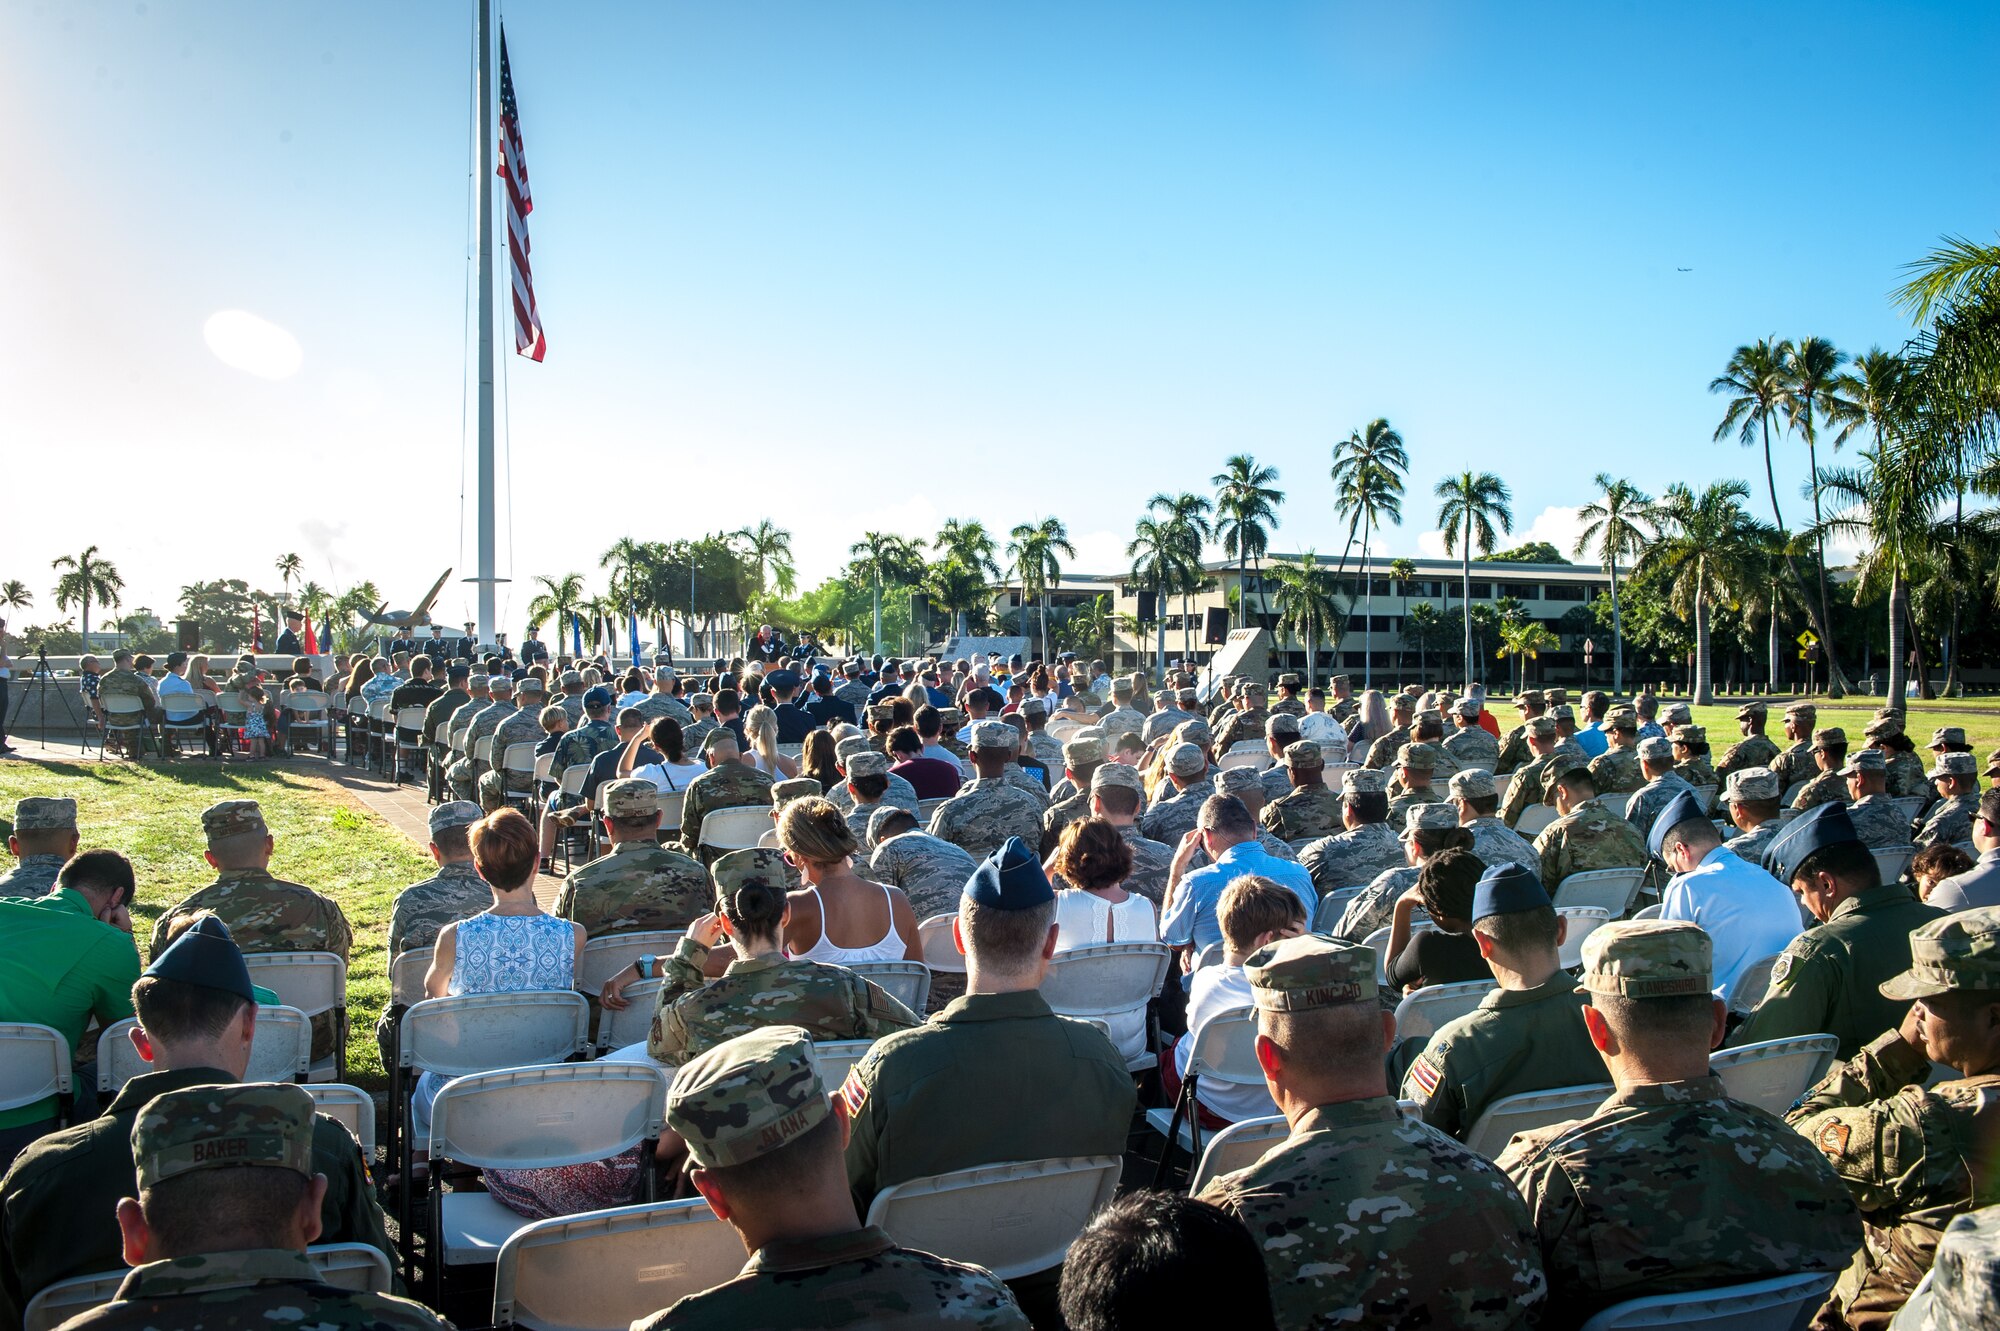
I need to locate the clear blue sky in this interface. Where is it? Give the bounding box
[3,1,1993,628]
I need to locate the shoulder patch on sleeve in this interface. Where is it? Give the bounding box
[837,1065,869,1116]
[1816,1119,1850,1159]
[1770,952,1797,990]
[1409,1052,1443,1100]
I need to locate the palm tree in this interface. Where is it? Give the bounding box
[1267,552,1342,687]
[847,533,926,656]
[1147,493,1212,658]
[1403,601,1445,686]
[1126,517,1181,677]
[1571,474,1654,695]
[1330,419,1408,690]
[1780,336,1854,694]
[733,520,797,598]
[1,580,31,613]
[51,546,123,644]
[273,552,303,606]
[525,573,588,645]
[1061,594,1114,660]
[1636,480,1770,706]
[1006,518,1077,662]
[599,537,652,652]
[933,520,1000,634]
[925,559,991,644]
[1213,456,1283,629]
[1496,619,1560,693]
[1434,470,1513,692]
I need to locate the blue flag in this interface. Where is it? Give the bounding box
[570,613,582,656]
[629,613,641,664]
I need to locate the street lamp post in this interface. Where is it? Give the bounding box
[1583,637,1595,691]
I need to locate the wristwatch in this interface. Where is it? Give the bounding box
[632,955,657,980]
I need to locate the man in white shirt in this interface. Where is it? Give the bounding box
[1650,789,1801,1005]
[1165,875,1305,1127]
[1930,787,2000,912]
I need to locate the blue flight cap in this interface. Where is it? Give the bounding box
[446,664,471,682]
[1647,789,1707,860]
[965,836,1056,911]
[767,669,801,693]
[1471,862,1551,923]
[144,915,277,1005]
[1763,801,1863,885]
[582,685,615,709]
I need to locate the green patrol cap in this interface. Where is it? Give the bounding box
[1931,726,1969,749]
[1670,724,1706,745]
[1879,906,2000,1001]
[1514,690,1546,710]
[1862,715,1903,741]
[1540,756,1594,799]
[1244,934,1377,1012]
[770,777,821,808]
[667,1026,830,1169]
[1811,727,1847,750]
[200,799,266,843]
[133,1083,315,1189]
[711,847,788,896]
[1838,749,1886,778]
[601,778,659,818]
[1282,739,1323,768]
[12,797,76,832]
[1395,742,1442,771]
[1580,919,1712,998]
[1277,673,1302,688]
[1549,704,1576,723]
[700,727,740,754]
[1662,703,1693,726]
[1525,716,1557,739]
[1606,705,1638,728]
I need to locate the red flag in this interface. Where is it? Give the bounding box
[252,604,263,653]
[302,614,320,656]
[498,29,546,361]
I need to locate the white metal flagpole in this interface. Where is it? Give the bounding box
[472,0,498,648]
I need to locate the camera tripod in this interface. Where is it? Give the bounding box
[5,643,91,754]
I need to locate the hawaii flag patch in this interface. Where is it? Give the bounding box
[838,1066,869,1116]
[1410,1055,1442,1099]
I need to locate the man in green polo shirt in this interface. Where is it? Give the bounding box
[0,851,140,1160]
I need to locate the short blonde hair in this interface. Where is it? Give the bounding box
[778,796,858,867]
[539,704,568,732]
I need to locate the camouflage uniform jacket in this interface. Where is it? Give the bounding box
[1731,884,1944,1058]
[1257,764,1292,805]
[1385,785,1445,827]
[386,862,491,960]
[1330,696,1359,723]
[488,706,545,784]
[1792,768,1850,813]
[632,1226,1030,1331]
[1622,773,1694,840]
[632,693,695,725]
[95,667,158,717]
[1553,737,1591,767]
[1116,824,1173,905]
[556,840,710,938]
[1534,804,1648,891]
[1787,1031,2000,1331]
[1672,757,1718,796]
[646,936,919,1065]
[824,773,918,818]
[1500,752,1560,829]
[0,855,64,900]
[1141,707,1193,742]
[1026,731,1065,776]
[1362,724,1412,771]
[834,680,872,716]
[1587,746,1644,796]
[420,689,469,769]
[1401,973,1604,1141]
[925,778,1045,862]
[680,763,777,863]
[1466,816,1541,873]
[1260,785,1345,847]
[1495,723,1532,774]
[1848,794,1913,851]
[1269,695,1307,719]
[62,1249,447,1331]
[559,694,586,725]
[1039,790,1091,853]
[1213,706,1270,755]
[1724,818,1783,867]
[680,716,718,753]
[1916,793,1978,850]
[458,696,518,763]
[843,800,885,850]
[1333,866,1416,942]
[1882,750,1927,800]
[1498,1077,1861,1330]
[869,831,978,920]
[1001,764,1050,809]
[1444,725,1502,770]
[1098,705,1150,741]
[1299,822,1406,896]
[1139,783,1207,845]
[1201,1096,1546,1330]
[1716,732,1780,780]
[1770,738,1814,790]
[550,717,620,785]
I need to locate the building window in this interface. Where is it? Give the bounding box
[1468,582,1491,599]
[1543,584,1589,603]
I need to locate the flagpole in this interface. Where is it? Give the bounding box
[472,0,498,648]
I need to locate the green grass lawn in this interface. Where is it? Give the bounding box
[0,758,433,1087]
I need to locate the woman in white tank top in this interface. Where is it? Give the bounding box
[1048,817,1159,1063]
[778,796,922,965]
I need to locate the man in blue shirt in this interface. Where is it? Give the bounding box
[1160,794,1318,984]
[1573,690,1610,758]
[1650,789,1801,1006]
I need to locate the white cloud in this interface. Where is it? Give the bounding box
[1517,504,1588,559]
[203,309,302,381]
[1416,529,1451,558]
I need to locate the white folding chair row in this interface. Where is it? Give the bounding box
[1216,751,1272,773]
[1709,1033,1838,1116]
[917,797,950,821]
[918,913,965,974]
[656,789,686,833]
[0,1024,72,1118]
[578,931,686,996]
[473,735,496,766]
[97,1006,310,1092]
[1551,867,1646,917]
[812,1039,876,1088]
[492,1199,742,1331]
[1320,762,1360,789]
[1515,803,1559,838]
[283,691,332,752]
[1556,907,1613,971]
[243,951,348,1082]
[1313,885,1365,933]
[159,692,215,751]
[1727,953,1781,1014]
[1147,1009,1261,1176]
[557,763,590,800]
[1393,979,1497,1042]
[1364,921,1435,987]
[307,1083,378,1156]
[23,1245,392,1331]
[847,960,931,1013]
[1576,1271,1837,1330]
[864,1154,1123,1282]
[1188,1114,1289,1194]
[1891,794,1926,823]
[1463,1080,1613,1159]
[1630,903,1664,921]
[1040,943,1171,1072]
[696,805,772,854]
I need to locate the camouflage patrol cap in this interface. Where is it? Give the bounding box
[1176,688,1199,705]
[667,1026,830,1169]
[1401,802,1460,837]
[1545,688,1569,706]
[1606,705,1638,729]
[1414,708,1444,728]
[1212,767,1262,796]
[1549,704,1575,723]
[1579,919,1712,998]
[1453,696,1481,719]
[558,670,583,686]
[1282,740,1323,769]
[1176,719,1212,746]
[1021,697,1047,718]
[1723,766,1780,802]
[1931,752,1978,781]
[1862,715,1904,742]
[1388,692,1415,714]
[1167,743,1207,778]
[1733,701,1767,721]
[1265,713,1301,739]
[1244,934,1377,1012]
[867,804,915,844]
[1540,756,1594,799]
[867,703,898,725]
[133,1083,316,1189]
[1669,723,1706,745]
[1514,690,1546,710]
[488,675,515,695]
[1241,681,1267,700]
[845,751,891,780]
[970,720,1017,752]
[938,707,967,727]
[1524,716,1557,739]
[1931,726,1969,750]
[1880,907,2000,1001]
[12,797,76,832]
[1341,767,1387,795]
[1448,767,1498,799]
[1783,700,1817,719]
[1922,1205,2000,1330]
[712,847,789,896]
[1277,672,1302,688]
[1986,748,2000,779]
[1092,763,1147,794]
[1062,735,1106,766]
[601,778,660,818]
[770,777,822,809]
[200,799,267,843]
[688,693,715,711]
[1811,726,1847,750]
[834,735,872,761]
[1329,675,1351,688]
[1662,703,1693,727]
[517,676,547,696]
[1110,677,1134,698]
[428,800,483,836]
[1073,725,1109,743]
[1838,748,1886,778]
[701,727,741,754]
[1637,735,1674,764]
[1395,742,1442,771]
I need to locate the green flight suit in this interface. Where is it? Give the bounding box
[1400,974,1607,1141]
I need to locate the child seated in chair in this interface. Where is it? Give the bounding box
[1160,876,1304,1130]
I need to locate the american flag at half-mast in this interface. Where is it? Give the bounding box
[497,27,546,362]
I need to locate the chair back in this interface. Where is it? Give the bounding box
[1630,903,1664,921]
[1314,885,1365,932]
[1891,795,1926,823]
[400,991,590,1077]
[303,1243,394,1293]
[101,694,147,720]
[656,789,686,832]
[1183,1008,1264,1086]
[696,806,772,853]
[473,736,495,765]
[307,1083,377,1155]
[558,764,590,798]
[1039,943,1171,1019]
[284,690,330,716]
[448,724,471,754]
[1709,1034,1839,1115]
[242,952,348,1020]
[1556,907,1613,970]
[1464,1081,1613,1159]
[98,1007,311,1091]
[429,1062,667,1167]
[864,1154,1123,1281]
[917,797,950,821]
[1869,845,1915,884]
[533,752,556,783]
[1689,784,1719,815]
[0,1024,70,1113]
[371,699,394,723]
[812,1039,875,1087]
[1393,979,1498,1042]
[1575,1271,1837,1331]
[1551,867,1646,917]
[492,1199,743,1331]
[1216,751,1272,772]
[1363,921,1434,986]
[776,743,804,759]
[599,979,662,1052]
[502,742,539,774]
[1515,804,1559,837]
[1321,762,1359,789]
[918,913,965,973]
[845,960,931,1013]
[1727,953,1781,1014]
[391,947,435,1007]
[396,706,429,733]
[1189,1114,1288,1193]
[22,1246,391,1331]
[578,931,686,995]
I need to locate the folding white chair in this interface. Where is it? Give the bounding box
[1514,804,1559,838]
[1321,762,1360,789]
[159,691,214,756]
[492,1199,743,1331]
[1870,845,1915,885]
[242,952,349,1082]
[395,706,431,783]
[1556,907,1613,970]
[304,1242,395,1293]
[919,913,965,973]
[449,725,473,760]
[1314,885,1365,932]
[391,947,435,1007]
[1040,943,1171,1072]
[1575,1271,1837,1330]
[578,931,686,997]
[1463,1081,1612,1159]
[917,797,950,821]
[216,692,250,752]
[0,1024,72,1125]
[696,805,772,855]
[655,789,685,833]
[472,735,496,769]
[99,693,153,759]
[864,1155,1122,1281]
[98,1007,311,1092]
[1393,979,1498,1042]
[1727,954,1781,1015]
[1364,921,1435,987]
[846,960,931,1014]
[1216,751,1272,773]
[1552,867,1646,917]
[1188,1114,1289,1193]
[812,1038,876,1088]
[308,1083,378,1156]
[22,1245,393,1331]
[776,743,804,760]
[1891,795,1926,823]
[426,1062,668,1302]
[597,978,662,1053]
[283,690,331,757]
[368,699,396,773]
[499,742,539,809]
[1689,784,1720,816]
[1148,1008,1262,1184]
[1709,1033,1838,1115]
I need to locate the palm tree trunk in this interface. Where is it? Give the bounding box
[1154,579,1166,684]
[1609,566,1624,695]
[1885,570,1909,705]
[1461,538,1473,693]
[1767,592,1781,695]
[1801,424,1852,695]
[1944,465,1965,696]
[871,580,883,656]
[1909,596,1933,701]
[1040,591,1050,665]
[1361,520,1374,691]
[1693,585,1713,707]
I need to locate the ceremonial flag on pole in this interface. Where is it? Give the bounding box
[497,28,546,362]
[252,605,263,653]
[629,614,640,664]
[571,613,583,657]
[302,614,319,656]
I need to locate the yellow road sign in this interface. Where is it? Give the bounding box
[1796,630,1819,649]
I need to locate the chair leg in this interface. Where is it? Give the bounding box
[1150,1074,1198,1188]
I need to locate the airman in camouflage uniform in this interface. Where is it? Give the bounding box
[1500,717,1563,829]
[1326,675,1359,724]
[1866,714,1928,800]
[825,736,921,819]
[1075,764,1174,905]
[867,807,977,921]
[1210,681,1269,755]
[1039,735,1103,849]
[1892,1207,2000,1331]
[446,676,518,800]
[834,666,873,719]
[555,669,588,725]
[635,1026,1028,1330]
[1332,803,1455,941]
[58,1083,450,1331]
[1668,722,1718,796]
[1444,696,1502,770]
[1498,922,1861,1326]
[1839,750,1913,850]
[632,685,695,726]
[151,801,352,1064]
[1786,908,2000,1330]
[1916,753,1981,850]
[1718,767,1787,864]
[1768,700,1817,787]
[680,693,719,753]
[1717,700,1781,780]
[385,801,491,961]
[1449,768,1541,872]
[1494,690,1546,775]
[0,797,76,899]
[1260,740,1344,846]
[1362,696,1415,771]
[838,752,901,848]
[1141,688,1195,743]
[421,671,473,799]
[1268,672,1307,719]
[557,779,710,938]
[1258,715,1303,804]
[1386,741,1447,825]
[1622,736,1695,840]
[1533,759,1649,892]
[926,722,1046,861]
[1547,704,1591,767]
[1587,707,1645,796]
[1139,744,1212,845]
[95,658,160,735]
[475,677,549,806]
[1299,768,1407,895]
[548,690,620,793]
[1198,935,1547,1330]
[1097,679,1149,744]
[1794,727,1856,813]
[679,734,777,865]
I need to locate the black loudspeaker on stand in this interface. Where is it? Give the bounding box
[1204,608,1230,645]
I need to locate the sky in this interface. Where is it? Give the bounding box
[3,1,1995,633]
